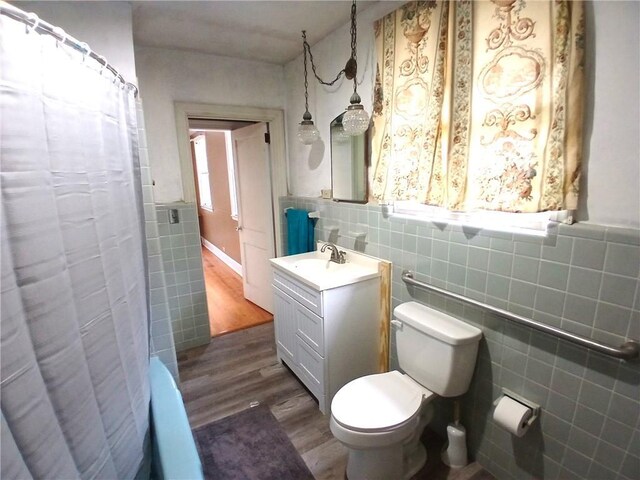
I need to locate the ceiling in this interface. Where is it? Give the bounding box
[132,1,377,65]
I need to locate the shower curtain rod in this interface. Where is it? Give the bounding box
[0,2,138,96]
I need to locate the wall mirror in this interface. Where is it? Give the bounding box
[330,113,368,203]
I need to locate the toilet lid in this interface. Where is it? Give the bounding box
[331,371,434,432]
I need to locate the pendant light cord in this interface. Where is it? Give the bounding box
[298,0,368,141]
[303,32,311,115]
[349,0,358,94]
[302,31,346,87]
[302,0,358,88]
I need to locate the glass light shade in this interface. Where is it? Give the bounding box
[343,105,369,135]
[297,120,320,145]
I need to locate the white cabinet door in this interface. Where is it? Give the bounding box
[273,286,297,364]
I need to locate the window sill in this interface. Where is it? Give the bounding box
[387,201,572,237]
[200,206,213,213]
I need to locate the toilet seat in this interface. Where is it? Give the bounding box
[331,371,434,433]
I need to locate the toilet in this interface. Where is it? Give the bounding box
[330,301,482,480]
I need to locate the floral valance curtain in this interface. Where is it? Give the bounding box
[371,0,585,214]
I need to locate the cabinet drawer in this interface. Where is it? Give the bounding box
[295,335,324,400]
[273,270,323,316]
[295,302,324,355]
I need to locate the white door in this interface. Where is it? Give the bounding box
[232,122,275,313]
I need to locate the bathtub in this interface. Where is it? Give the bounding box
[149,357,203,480]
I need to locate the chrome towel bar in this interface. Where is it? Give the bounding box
[401,270,639,361]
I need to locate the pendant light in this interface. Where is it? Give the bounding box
[341,1,369,136]
[297,0,369,144]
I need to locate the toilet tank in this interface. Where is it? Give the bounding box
[394,302,482,397]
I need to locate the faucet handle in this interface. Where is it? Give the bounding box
[337,250,346,264]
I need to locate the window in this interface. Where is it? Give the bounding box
[371,1,585,234]
[224,131,239,220]
[390,201,571,236]
[192,135,212,211]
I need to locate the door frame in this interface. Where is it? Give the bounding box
[174,102,287,257]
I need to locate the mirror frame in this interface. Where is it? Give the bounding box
[329,112,369,204]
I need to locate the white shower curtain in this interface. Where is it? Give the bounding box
[1,12,149,480]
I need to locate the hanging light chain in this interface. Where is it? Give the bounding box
[301,0,358,88]
[302,31,310,115]
[299,30,319,144]
[302,31,346,87]
[350,0,358,93]
[299,0,367,139]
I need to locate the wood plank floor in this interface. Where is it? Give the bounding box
[178,323,495,480]
[201,247,272,337]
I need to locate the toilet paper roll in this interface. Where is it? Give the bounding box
[493,396,533,437]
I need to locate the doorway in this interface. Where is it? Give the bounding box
[176,103,288,337]
[200,244,272,336]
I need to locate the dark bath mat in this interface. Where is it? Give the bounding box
[193,404,315,480]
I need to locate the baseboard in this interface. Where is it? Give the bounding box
[201,237,243,277]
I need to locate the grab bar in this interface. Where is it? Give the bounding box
[401,270,639,360]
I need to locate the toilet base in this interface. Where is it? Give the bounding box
[402,402,432,479]
[341,404,434,480]
[346,444,404,480]
[404,442,427,479]
[342,440,427,480]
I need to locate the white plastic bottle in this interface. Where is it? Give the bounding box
[441,400,468,468]
[441,422,468,468]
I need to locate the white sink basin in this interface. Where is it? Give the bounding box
[292,258,343,273]
[269,247,381,291]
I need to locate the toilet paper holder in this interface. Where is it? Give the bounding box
[494,388,540,429]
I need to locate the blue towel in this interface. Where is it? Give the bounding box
[286,209,314,255]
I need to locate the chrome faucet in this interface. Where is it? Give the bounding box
[320,242,346,264]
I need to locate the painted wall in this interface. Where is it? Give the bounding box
[284,1,640,229]
[197,132,241,264]
[135,46,286,203]
[12,1,137,81]
[284,2,400,200]
[582,1,640,228]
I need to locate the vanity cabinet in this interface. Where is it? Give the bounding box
[271,267,381,414]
